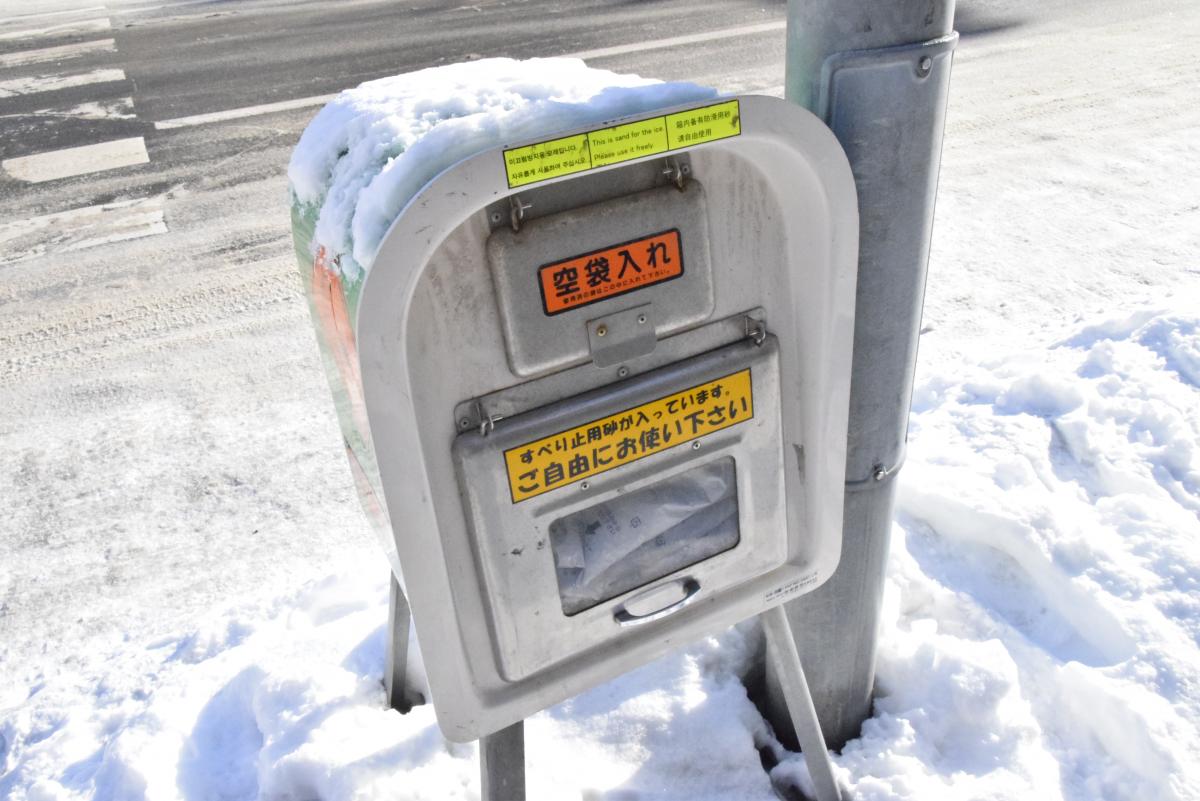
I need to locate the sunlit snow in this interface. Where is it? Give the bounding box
[3,27,1199,801]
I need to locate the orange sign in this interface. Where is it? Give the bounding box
[537,229,684,315]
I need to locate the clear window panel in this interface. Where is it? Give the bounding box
[549,458,740,616]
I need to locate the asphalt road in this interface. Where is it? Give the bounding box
[0,0,1062,213]
[1,0,1194,687]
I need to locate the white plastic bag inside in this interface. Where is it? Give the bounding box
[550,458,739,615]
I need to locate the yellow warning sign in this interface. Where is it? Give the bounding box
[503,99,741,189]
[504,368,753,503]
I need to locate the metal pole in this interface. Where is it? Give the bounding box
[480,721,526,801]
[762,606,843,801]
[768,0,958,749]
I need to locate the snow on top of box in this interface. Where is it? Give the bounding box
[287,58,716,279]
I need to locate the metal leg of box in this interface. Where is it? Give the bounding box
[480,721,526,801]
[386,572,414,713]
[762,605,844,801]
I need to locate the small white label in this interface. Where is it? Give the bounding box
[764,572,819,605]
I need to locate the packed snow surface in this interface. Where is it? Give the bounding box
[4,307,1198,800]
[287,57,714,279]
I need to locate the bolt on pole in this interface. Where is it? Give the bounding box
[768,0,958,749]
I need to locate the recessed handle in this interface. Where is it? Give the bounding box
[613,578,701,627]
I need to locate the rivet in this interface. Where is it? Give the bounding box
[917,55,933,76]
[637,314,647,325]
[596,324,608,337]
[692,441,701,450]
[459,418,470,429]
[580,481,590,490]
[617,366,629,378]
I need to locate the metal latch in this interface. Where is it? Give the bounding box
[587,303,657,368]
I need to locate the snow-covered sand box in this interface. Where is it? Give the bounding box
[3,308,1197,800]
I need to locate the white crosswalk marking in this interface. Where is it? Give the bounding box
[0,67,125,98]
[0,38,115,68]
[3,136,149,183]
[0,196,166,264]
[0,6,107,24]
[563,20,786,61]
[154,93,338,129]
[0,17,111,41]
[109,0,212,14]
[26,96,135,120]
[0,9,165,254]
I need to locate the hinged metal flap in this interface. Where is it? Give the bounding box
[452,336,788,681]
[487,183,713,377]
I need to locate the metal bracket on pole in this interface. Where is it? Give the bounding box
[762,605,844,801]
[481,721,526,801]
[816,33,957,126]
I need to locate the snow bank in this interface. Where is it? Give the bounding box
[828,307,1200,800]
[0,571,776,801]
[287,58,715,280]
[4,307,1197,801]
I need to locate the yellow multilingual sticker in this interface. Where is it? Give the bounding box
[589,117,669,167]
[503,368,753,503]
[502,134,590,188]
[503,99,741,189]
[664,100,742,150]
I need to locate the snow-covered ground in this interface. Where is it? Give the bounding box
[4,308,1196,801]
[2,3,1199,801]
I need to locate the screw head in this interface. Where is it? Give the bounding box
[617,366,629,378]
[596,324,608,337]
[917,55,933,76]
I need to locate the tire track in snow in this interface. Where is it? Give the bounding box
[0,265,303,387]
